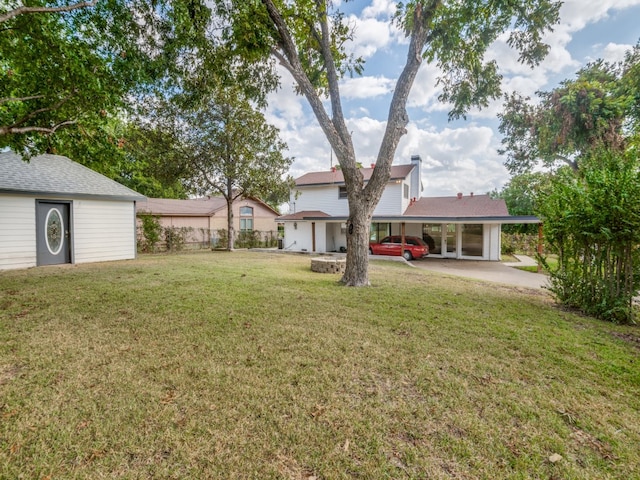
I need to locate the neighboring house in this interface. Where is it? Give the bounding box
[277,155,539,260]
[136,196,280,248]
[0,152,145,271]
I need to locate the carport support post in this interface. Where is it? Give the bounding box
[537,223,543,273]
[401,222,406,250]
[312,222,316,252]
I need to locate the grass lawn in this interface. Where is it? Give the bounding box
[1,251,639,479]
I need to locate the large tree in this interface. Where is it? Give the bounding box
[174,88,293,250]
[0,0,221,161]
[221,0,561,286]
[498,43,640,176]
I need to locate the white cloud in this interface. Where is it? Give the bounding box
[361,0,396,19]
[599,42,634,62]
[340,75,395,99]
[559,0,640,32]
[347,16,395,59]
[396,124,507,197]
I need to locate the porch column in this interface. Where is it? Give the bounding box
[401,222,406,248]
[312,222,316,252]
[537,223,543,273]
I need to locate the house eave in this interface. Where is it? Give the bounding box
[281,214,540,224]
[0,188,146,202]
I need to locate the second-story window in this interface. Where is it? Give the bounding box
[338,186,348,199]
[240,206,253,232]
[404,183,409,199]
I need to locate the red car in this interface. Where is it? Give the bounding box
[369,235,429,260]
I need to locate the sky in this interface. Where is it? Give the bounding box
[263,0,640,200]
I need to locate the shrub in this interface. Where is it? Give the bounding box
[164,226,192,252]
[538,149,640,323]
[137,215,162,253]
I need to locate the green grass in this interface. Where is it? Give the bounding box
[1,251,639,479]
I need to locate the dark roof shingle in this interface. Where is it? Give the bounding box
[295,164,414,186]
[0,152,145,201]
[136,197,227,216]
[403,194,509,217]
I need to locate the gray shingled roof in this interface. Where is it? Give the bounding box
[0,152,145,201]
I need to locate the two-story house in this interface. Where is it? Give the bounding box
[277,155,539,260]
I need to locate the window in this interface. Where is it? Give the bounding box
[240,218,253,232]
[462,224,483,257]
[370,223,390,242]
[240,206,253,232]
[338,186,348,199]
[403,183,409,199]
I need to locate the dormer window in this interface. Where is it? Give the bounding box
[338,186,348,199]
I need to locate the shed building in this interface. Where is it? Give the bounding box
[0,152,145,270]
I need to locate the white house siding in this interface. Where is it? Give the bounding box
[73,200,137,264]
[293,186,349,216]
[373,183,403,216]
[284,221,314,252]
[0,195,37,270]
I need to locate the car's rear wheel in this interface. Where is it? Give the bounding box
[402,250,413,261]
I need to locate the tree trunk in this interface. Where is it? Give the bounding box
[226,197,235,251]
[341,199,373,286]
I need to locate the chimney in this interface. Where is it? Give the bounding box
[331,166,336,172]
[470,192,474,197]
[410,155,422,199]
[457,192,463,199]
[371,163,375,169]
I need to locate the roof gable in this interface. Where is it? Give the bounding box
[0,152,145,201]
[295,164,414,187]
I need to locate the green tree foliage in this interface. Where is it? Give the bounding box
[0,1,238,198]
[499,42,640,175]
[220,0,560,286]
[0,0,166,157]
[117,124,192,199]
[537,148,640,323]
[165,87,293,251]
[491,172,548,233]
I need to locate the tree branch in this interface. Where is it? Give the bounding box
[262,0,346,159]
[369,1,439,196]
[0,120,77,136]
[0,95,46,105]
[0,0,98,24]
[314,0,351,152]
[10,92,76,129]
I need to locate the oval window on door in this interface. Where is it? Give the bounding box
[45,208,64,255]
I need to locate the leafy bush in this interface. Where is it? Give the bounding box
[137,215,162,253]
[214,229,229,249]
[501,233,541,256]
[537,149,640,323]
[164,226,192,252]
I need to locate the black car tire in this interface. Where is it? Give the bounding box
[403,250,413,261]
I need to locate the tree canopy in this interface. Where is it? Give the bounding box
[218,0,561,285]
[498,42,640,175]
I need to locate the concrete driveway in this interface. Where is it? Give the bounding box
[409,255,549,290]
